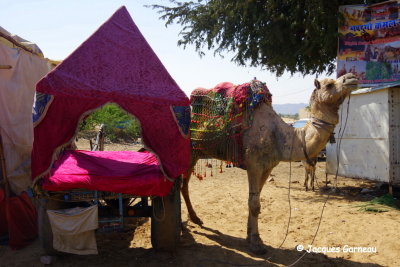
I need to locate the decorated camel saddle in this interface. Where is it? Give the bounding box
[190,80,272,171]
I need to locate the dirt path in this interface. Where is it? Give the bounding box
[1,141,399,266]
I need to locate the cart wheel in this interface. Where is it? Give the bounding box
[37,197,62,254]
[151,178,181,251]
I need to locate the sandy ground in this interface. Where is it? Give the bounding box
[1,140,399,267]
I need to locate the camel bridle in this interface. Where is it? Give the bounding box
[301,117,335,166]
[310,117,335,133]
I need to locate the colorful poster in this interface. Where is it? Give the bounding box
[338,1,400,86]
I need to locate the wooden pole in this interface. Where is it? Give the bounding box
[0,31,40,56]
[99,124,104,151]
[0,65,12,69]
[0,134,10,198]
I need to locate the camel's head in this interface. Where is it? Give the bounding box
[310,73,358,123]
[310,73,358,106]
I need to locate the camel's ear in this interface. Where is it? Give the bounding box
[314,79,321,90]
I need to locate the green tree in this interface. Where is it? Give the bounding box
[81,104,141,142]
[151,0,385,76]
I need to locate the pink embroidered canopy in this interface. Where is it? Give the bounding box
[32,6,190,183]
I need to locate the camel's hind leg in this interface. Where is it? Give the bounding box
[181,167,203,225]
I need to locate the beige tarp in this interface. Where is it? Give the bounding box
[0,31,51,194]
[0,26,43,55]
[47,205,99,255]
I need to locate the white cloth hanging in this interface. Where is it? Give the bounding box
[47,205,99,255]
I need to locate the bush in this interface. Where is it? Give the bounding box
[79,104,141,142]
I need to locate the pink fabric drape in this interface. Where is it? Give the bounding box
[42,150,173,196]
[32,6,190,182]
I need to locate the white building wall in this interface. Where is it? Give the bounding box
[326,89,390,182]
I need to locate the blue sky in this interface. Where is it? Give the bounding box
[1,0,335,104]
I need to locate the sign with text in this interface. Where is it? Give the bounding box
[338,1,400,86]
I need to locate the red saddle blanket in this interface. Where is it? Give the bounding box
[42,150,173,196]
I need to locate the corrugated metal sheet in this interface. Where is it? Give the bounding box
[389,87,400,186]
[326,89,390,182]
[352,82,400,95]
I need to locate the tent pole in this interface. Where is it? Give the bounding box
[0,31,40,56]
[0,65,12,69]
[0,135,10,198]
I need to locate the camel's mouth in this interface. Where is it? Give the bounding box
[345,82,358,90]
[343,79,359,91]
[338,73,359,91]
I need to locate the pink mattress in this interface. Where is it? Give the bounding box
[41,150,174,197]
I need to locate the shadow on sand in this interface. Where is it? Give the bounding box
[1,219,383,267]
[188,225,383,267]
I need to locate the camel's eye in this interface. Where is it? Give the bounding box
[326,83,334,89]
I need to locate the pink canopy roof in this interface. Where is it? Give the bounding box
[32,6,190,181]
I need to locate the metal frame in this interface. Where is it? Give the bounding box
[39,189,153,232]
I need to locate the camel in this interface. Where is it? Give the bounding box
[182,73,358,254]
[302,158,318,191]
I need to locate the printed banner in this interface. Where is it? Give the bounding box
[338,1,400,86]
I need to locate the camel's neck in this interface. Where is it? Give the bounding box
[310,101,341,125]
[243,103,337,163]
[280,122,332,161]
[281,104,339,162]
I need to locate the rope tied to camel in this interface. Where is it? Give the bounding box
[310,117,335,133]
[190,80,272,179]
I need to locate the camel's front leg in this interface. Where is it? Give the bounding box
[311,168,316,191]
[181,168,203,225]
[246,166,271,254]
[304,168,309,191]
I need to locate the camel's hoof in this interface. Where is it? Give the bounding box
[190,216,203,226]
[249,243,267,255]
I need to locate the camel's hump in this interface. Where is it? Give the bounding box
[190,80,272,106]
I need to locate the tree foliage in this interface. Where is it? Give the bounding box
[151,0,386,76]
[80,104,141,142]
